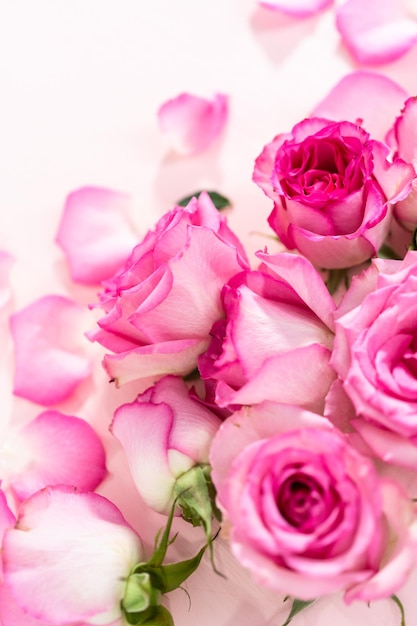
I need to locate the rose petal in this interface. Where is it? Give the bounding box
[3,486,143,625]
[111,401,176,512]
[2,411,107,501]
[0,251,14,309]
[335,0,417,65]
[103,337,208,386]
[215,344,335,412]
[0,487,15,541]
[56,186,137,285]
[256,251,336,331]
[10,295,92,405]
[312,72,409,143]
[345,481,417,601]
[158,92,228,155]
[258,0,333,16]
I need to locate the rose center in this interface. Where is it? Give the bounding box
[277,473,325,529]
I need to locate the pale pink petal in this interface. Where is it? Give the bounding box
[0,251,14,309]
[3,486,143,625]
[336,0,417,65]
[256,251,336,331]
[10,295,92,405]
[111,401,176,513]
[158,92,228,155]
[345,481,417,602]
[312,72,409,143]
[56,187,137,285]
[210,402,331,491]
[103,337,208,386]
[0,487,15,540]
[259,0,333,17]
[215,344,335,413]
[351,417,417,469]
[2,411,107,501]
[393,98,417,229]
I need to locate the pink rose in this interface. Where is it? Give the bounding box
[198,252,336,412]
[390,97,417,231]
[111,375,221,514]
[89,192,248,385]
[253,117,414,268]
[331,250,417,468]
[210,402,417,601]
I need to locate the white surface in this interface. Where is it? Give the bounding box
[2,2,417,624]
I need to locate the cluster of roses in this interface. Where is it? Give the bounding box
[2,71,417,625]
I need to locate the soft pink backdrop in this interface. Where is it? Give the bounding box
[2,1,417,624]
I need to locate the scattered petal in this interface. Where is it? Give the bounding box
[158,92,228,155]
[0,251,14,309]
[312,71,409,143]
[335,0,417,65]
[56,187,138,285]
[258,0,333,17]
[2,411,107,501]
[10,295,92,405]
[3,486,143,625]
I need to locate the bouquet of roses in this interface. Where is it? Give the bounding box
[2,69,417,626]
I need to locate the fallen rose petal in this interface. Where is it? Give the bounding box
[158,92,228,155]
[258,0,333,17]
[392,97,417,230]
[312,72,409,143]
[2,411,107,501]
[10,295,92,405]
[335,0,417,65]
[0,251,14,309]
[56,186,138,285]
[2,486,143,625]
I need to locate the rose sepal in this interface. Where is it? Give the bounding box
[173,464,222,568]
[281,598,316,626]
[122,498,208,625]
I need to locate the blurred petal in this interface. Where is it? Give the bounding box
[258,0,333,17]
[0,487,15,540]
[158,92,228,155]
[3,486,143,625]
[56,187,137,285]
[0,251,14,309]
[312,71,408,142]
[336,0,417,64]
[11,295,92,405]
[3,411,107,501]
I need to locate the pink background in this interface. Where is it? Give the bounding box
[2,1,417,624]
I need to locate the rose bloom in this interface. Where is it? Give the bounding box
[111,375,221,514]
[331,250,417,468]
[89,192,248,385]
[198,252,336,412]
[253,118,414,268]
[210,402,417,602]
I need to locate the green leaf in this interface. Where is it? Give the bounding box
[391,595,406,626]
[325,268,349,295]
[411,228,417,251]
[378,244,402,260]
[176,190,231,211]
[281,599,315,626]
